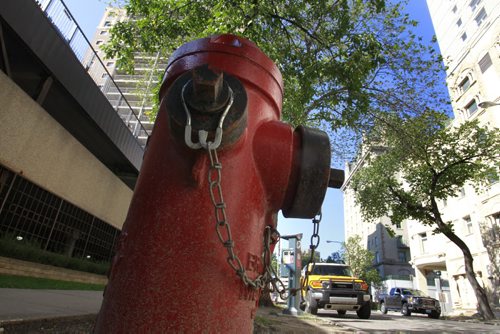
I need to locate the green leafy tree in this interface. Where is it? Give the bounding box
[103,0,448,161]
[342,235,381,287]
[301,249,320,269]
[351,110,500,320]
[271,252,278,274]
[325,250,344,263]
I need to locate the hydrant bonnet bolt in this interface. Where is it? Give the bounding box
[166,65,248,149]
[187,64,231,113]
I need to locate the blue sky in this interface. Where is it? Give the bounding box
[64,0,441,259]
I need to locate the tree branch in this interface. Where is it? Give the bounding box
[269,14,325,46]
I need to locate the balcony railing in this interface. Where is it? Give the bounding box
[34,0,149,148]
[384,275,413,281]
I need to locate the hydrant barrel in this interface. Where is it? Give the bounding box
[95,34,334,333]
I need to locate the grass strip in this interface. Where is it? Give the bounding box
[0,274,105,290]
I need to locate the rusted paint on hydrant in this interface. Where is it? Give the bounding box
[94,34,342,333]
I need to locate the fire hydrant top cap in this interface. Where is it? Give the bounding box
[161,34,284,112]
[165,34,282,86]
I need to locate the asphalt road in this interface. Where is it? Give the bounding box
[318,309,500,333]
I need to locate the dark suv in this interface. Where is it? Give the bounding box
[379,287,441,319]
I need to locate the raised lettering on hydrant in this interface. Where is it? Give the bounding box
[94,34,344,333]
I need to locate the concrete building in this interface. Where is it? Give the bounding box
[342,145,415,296]
[411,0,500,313]
[0,1,143,262]
[343,1,499,314]
[83,7,168,148]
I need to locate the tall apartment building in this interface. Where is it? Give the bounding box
[343,0,499,314]
[412,0,499,313]
[84,7,168,147]
[342,145,415,295]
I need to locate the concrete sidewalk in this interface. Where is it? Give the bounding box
[0,289,350,333]
[0,288,103,321]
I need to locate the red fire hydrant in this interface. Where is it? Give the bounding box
[95,34,342,333]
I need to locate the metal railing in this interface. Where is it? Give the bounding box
[383,275,413,281]
[34,0,150,147]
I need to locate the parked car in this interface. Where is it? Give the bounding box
[379,287,441,319]
[300,263,372,319]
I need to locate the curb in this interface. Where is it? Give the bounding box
[0,314,97,333]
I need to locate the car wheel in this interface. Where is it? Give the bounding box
[380,302,388,314]
[356,303,371,319]
[428,310,440,319]
[337,310,347,316]
[401,303,411,316]
[305,291,318,315]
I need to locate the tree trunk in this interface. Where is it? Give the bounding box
[430,196,496,320]
[441,229,496,320]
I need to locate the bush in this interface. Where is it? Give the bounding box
[0,234,109,275]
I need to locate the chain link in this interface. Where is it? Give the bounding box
[299,211,322,302]
[208,147,280,290]
[181,80,319,297]
[206,145,323,299]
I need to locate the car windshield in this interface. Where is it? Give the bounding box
[311,265,353,276]
[401,289,427,297]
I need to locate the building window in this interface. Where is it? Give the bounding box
[461,32,468,41]
[491,213,500,241]
[395,222,402,229]
[398,251,407,263]
[375,252,380,263]
[396,235,407,248]
[465,100,478,116]
[452,5,457,13]
[106,62,114,67]
[456,18,462,27]
[99,30,108,35]
[420,233,428,253]
[95,40,103,46]
[374,236,378,247]
[469,0,481,11]
[475,8,487,26]
[101,73,108,79]
[464,216,473,234]
[458,76,471,93]
[479,53,492,73]
[104,21,112,27]
[459,187,467,197]
[0,165,119,262]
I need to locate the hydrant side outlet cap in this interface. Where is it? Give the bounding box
[282,126,331,218]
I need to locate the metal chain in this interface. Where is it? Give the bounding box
[300,211,322,301]
[263,229,291,300]
[181,80,317,296]
[207,147,278,290]
[264,230,292,301]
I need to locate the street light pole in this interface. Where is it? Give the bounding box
[478,101,500,108]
